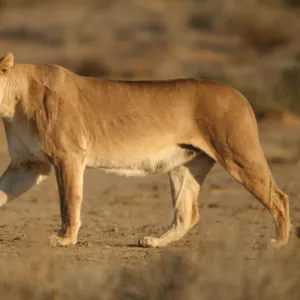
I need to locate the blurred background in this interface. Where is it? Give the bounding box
[0,0,300,119]
[0,4,300,297]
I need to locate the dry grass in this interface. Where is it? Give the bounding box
[0,240,299,300]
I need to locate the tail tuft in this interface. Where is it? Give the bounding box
[290,224,300,239]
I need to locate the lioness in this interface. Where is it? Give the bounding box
[0,52,296,248]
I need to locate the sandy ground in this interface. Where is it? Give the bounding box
[0,120,299,267]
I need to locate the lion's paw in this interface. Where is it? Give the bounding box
[49,234,77,247]
[269,239,287,250]
[138,236,160,248]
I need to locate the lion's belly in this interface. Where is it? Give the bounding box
[85,145,197,176]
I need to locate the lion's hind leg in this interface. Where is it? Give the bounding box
[139,153,215,248]
[217,135,290,248]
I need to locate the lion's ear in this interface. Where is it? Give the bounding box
[0,52,14,73]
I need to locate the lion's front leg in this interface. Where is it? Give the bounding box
[0,161,51,206]
[50,156,85,247]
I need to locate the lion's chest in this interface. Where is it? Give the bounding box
[5,123,47,163]
[85,145,196,176]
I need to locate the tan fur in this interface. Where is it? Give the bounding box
[0,52,294,248]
